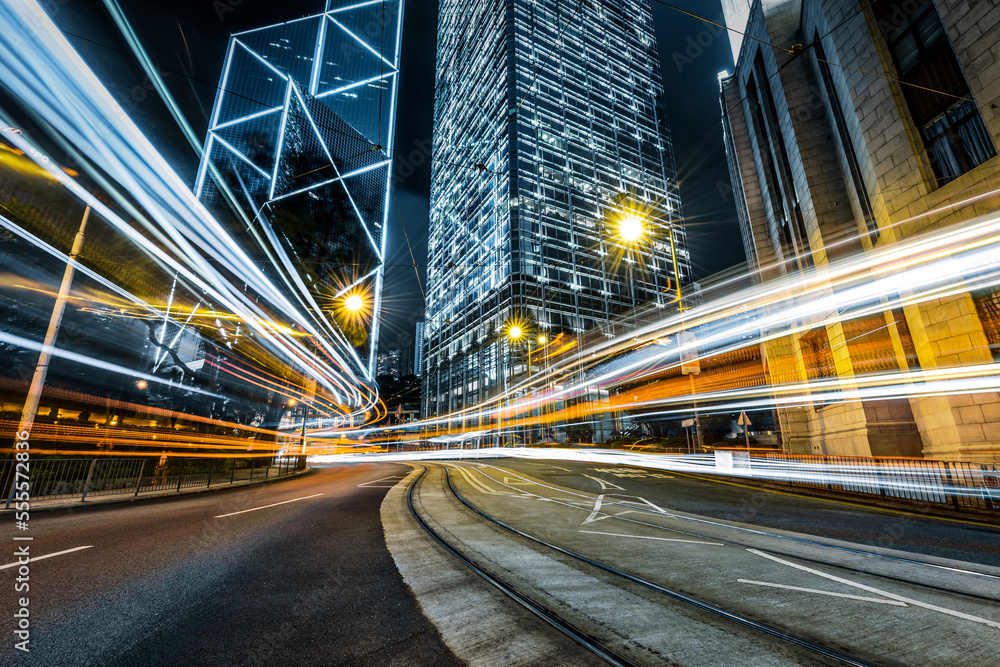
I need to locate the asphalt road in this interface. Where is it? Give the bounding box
[496,459,1000,567]
[0,463,461,667]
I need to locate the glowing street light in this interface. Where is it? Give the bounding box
[619,213,645,243]
[345,294,364,312]
[136,380,148,390]
[509,325,523,341]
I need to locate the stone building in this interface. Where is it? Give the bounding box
[721,0,1000,461]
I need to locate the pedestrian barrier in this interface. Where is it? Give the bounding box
[1,456,307,508]
[725,450,1000,511]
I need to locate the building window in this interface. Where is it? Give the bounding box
[746,53,812,268]
[872,1,995,185]
[800,327,835,381]
[923,100,996,184]
[814,36,879,245]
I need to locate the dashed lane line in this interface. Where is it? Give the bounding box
[214,493,323,518]
[580,530,723,546]
[0,546,93,569]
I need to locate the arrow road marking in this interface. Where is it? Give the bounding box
[215,493,323,518]
[583,474,625,490]
[581,493,668,524]
[738,579,907,606]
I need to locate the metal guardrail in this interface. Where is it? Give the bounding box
[1,456,307,508]
[728,450,1000,512]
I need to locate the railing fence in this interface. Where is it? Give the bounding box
[2,456,307,508]
[744,450,1000,511]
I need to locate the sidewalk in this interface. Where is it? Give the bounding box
[1,466,314,515]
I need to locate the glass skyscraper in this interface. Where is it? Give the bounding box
[195,1,403,382]
[424,0,690,422]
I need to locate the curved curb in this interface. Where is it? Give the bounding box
[380,465,604,667]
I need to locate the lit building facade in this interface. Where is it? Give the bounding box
[722,0,1000,461]
[413,321,424,377]
[424,0,690,424]
[195,1,403,381]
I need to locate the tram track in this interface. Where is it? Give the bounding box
[406,463,875,666]
[406,465,638,667]
[461,461,1000,604]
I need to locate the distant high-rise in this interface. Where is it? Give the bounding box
[423,0,690,420]
[376,349,401,377]
[195,2,403,381]
[413,321,424,377]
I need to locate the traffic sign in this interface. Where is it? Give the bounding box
[738,411,751,449]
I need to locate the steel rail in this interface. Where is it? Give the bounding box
[405,466,637,667]
[468,461,1000,588]
[442,465,874,667]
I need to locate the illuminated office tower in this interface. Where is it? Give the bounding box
[195,2,403,379]
[413,321,424,377]
[423,0,690,423]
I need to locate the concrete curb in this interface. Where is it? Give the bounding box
[380,464,603,667]
[0,467,315,515]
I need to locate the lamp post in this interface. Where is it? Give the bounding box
[17,205,90,438]
[506,325,523,447]
[287,398,306,459]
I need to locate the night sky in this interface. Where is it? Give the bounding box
[105,0,741,354]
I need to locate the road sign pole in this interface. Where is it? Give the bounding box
[738,410,751,450]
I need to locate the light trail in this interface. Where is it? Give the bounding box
[346,205,1000,443]
[0,0,381,436]
[309,448,996,504]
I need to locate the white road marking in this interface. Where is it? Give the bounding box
[747,548,1000,629]
[581,530,723,546]
[0,545,93,569]
[446,464,509,495]
[581,493,667,524]
[550,466,571,472]
[583,474,625,490]
[357,475,406,488]
[503,476,535,485]
[214,493,323,518]
[737,579,908,606]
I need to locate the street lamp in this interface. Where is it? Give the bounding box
[503,324,549,446]
[618,213,646,244]
[285,398,305,456]
[608,199,685,312]
[345,294,364,312]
